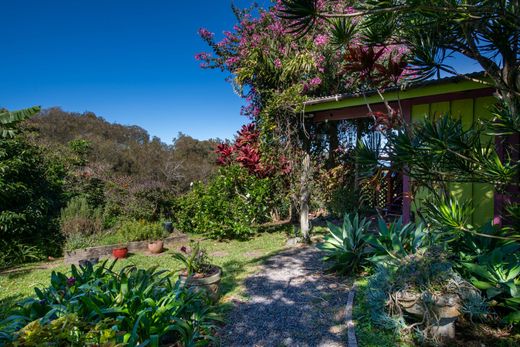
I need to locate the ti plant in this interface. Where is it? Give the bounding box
[463,244,520,323]
[319,213,371,275]
[365,217,428,267]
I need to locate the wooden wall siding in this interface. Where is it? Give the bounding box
[310,86,498,224]
[410,96,496,225]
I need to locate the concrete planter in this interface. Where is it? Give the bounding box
[396,291,460,340]
[179,266,222,303]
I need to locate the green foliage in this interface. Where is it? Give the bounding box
[67,138,91,166]
[365,218,429,267]
[326,185,360,217]
[117,220,169,242]
[390,114,518,188]
[463,244,520,323]
[0,135,64,265]
[422,196,473,240]
[0,240,44,269]
[319,214,371,275]
[60,196,103,237]
[0,106,40,138]
[174,164,288,239]
[172,243,213,276]
[0,260,221,346]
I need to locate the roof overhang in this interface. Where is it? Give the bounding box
[304,72,493,114]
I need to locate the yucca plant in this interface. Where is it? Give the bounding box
[319,213,372,275]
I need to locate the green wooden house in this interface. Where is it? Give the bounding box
[304,73,498,224]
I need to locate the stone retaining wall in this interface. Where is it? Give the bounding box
[64,234,189,264]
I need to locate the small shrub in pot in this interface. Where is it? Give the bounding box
[173,243,222,302]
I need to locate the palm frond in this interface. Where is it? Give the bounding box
[277,0,319,37]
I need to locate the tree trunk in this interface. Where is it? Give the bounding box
[300,153,311,243]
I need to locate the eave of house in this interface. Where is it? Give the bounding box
[304,73,493,113]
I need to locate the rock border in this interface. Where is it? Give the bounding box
[64,233,188,264]
[346,284,358,347]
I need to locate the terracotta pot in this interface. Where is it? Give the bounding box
[112,247,128,259]
[148,240,164,254]
[179,266,222,302]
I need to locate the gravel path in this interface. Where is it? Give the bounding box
[221,246,351,347]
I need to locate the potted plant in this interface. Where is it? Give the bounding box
[173,243,222,302]
[147,223,168,254]
[112,246,128,259]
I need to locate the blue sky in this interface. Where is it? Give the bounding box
[0,1,481,143]
[0,0,265,143]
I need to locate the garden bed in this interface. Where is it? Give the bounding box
[64,233,188,264]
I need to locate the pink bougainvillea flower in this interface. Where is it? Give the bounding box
[197,28,214,40]
[309,77,322,86]
[314,34,329,46]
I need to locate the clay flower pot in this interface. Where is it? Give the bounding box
[179,266,222,302]
[148,240,164,254]
[112,247,128,259]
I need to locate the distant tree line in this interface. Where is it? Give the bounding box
[0,107,221,267]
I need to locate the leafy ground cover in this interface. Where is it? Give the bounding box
[0,229,289,319]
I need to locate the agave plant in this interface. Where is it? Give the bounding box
[463,243,520,323]
[319,213,371,275]
[365,217,428,267]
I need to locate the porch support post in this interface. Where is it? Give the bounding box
[401,100,412,224]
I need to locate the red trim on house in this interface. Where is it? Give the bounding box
[312,88,495,123]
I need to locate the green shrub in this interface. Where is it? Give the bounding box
[60,196,103,237]
[117,220,168,242]
[319,213,372,275]
[0,135,64,266]
[0,240,44,269]
[174,165,288,239]
[61,196,104,251]
[0,261,220,346]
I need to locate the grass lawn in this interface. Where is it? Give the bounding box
[0,229,289,317]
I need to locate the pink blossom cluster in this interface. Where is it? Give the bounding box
[314,34,329,47]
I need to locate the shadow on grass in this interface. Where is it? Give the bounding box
[219,246,349,347]
[218,248,290,307]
